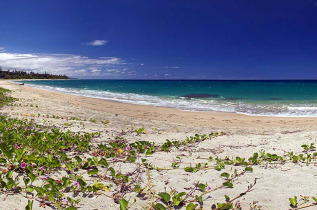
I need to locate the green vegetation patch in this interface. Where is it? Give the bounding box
[0,87,16,107]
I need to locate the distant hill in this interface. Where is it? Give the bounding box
[0,67,69,79]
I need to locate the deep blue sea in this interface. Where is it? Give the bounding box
[19,80,317,117]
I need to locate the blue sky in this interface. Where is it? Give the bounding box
[0,0,317,79]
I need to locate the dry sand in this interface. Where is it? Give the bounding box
[0,80,316,210]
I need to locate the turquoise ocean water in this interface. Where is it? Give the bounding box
[20,80,317,117]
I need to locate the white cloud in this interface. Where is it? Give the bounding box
[104,68,128,74]
[0,47,5,52]
[0,52,127,78]
[161,66,180,69]
[91,69,101,73]
[86,40,108,46]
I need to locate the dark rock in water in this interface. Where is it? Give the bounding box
[181,93,219,99]
[223,97,242,101]
[268,97,282,100]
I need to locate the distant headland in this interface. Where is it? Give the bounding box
[0,67,69,79]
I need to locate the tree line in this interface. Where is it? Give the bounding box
[0,67,69,79]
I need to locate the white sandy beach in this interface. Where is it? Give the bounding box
[0,80,316,210]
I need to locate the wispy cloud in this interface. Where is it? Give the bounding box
[0,47,5,52]
[160,66,180,69]
[0,52,128,78]
[86,40,108,46]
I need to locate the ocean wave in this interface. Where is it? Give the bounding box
[20,82,317,117]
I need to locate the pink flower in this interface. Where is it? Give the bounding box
[206,186,211,190]
[42,175,47,181]
[39,166,44,171]
[21,162,27,169]
[236,201,241,207]
[74,181,80,186]
[14,144,19,149]
[114,158,118,163]
[62,198,69,204]
[125,146,131,151]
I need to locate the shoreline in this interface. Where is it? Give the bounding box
[2,80,317,129]
[10,79,317,118]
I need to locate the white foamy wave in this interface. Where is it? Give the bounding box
[288,106,317,111]
[21,83,317,117]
